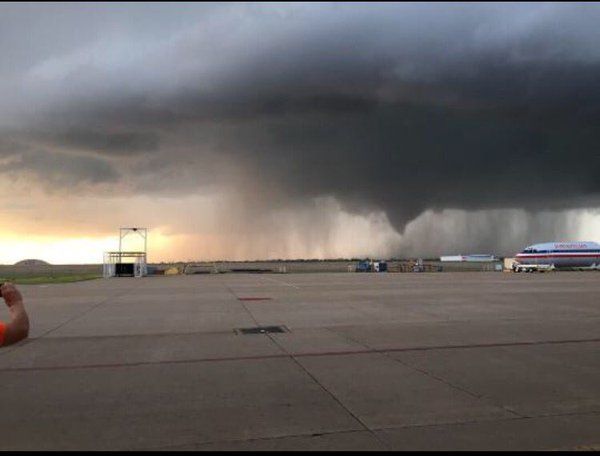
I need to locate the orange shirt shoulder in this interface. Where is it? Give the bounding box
[0,321,6,346]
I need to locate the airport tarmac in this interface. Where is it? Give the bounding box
[0,272,598,450]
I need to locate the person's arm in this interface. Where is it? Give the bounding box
[0,283,29,346]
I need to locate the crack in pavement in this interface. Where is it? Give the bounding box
[325,326,526,419]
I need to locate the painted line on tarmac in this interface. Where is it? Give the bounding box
[0,337,599,373]
[238,297,272,301]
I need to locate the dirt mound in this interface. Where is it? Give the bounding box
[14,259,51,266]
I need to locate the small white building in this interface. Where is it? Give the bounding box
[440,255,464,262]
[440,254,498,262]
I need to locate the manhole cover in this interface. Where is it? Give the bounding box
[235,325,289,335]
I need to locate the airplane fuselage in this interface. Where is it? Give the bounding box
[515,242,600,268]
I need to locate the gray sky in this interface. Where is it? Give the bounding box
[0,2,599,262]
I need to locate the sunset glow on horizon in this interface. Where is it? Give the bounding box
[0,229,177,265]
[0,208,598,265]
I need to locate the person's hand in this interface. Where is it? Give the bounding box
[1,283,23,308]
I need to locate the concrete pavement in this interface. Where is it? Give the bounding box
[0,272,598,450]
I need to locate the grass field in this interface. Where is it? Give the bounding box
[0,273,102,285]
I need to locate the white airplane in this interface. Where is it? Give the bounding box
[514,241,600,271]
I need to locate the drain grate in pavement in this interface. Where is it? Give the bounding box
[235,325,289,335]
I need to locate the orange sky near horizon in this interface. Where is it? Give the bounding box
[0,229,179,265]
[0,208,598,265]
[1,171,598,266]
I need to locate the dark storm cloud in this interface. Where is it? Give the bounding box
[45,129,159,156]
[1,148,119,188]
[2,2,600,241]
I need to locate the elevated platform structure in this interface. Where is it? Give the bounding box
[103,228,148,278]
